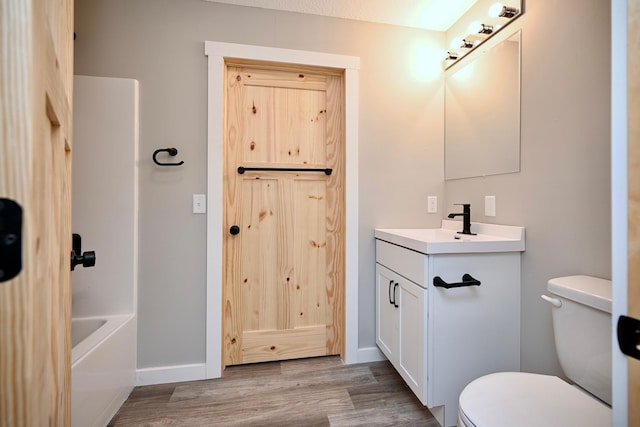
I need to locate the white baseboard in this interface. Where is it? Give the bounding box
[357,346,386,363]
[136,363,207,386]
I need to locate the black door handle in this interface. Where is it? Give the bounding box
[229,225,240,235]
[71,233,96,271]
[0,198,22,282]
[617,315,640,360]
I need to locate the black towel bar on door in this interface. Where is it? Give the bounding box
[237,166,332,175]
[433,274,481,289]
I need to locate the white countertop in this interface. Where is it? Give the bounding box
[375,220,525,254]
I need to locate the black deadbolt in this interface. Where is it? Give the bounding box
[229,225,240,235]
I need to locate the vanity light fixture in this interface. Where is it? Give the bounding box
[444,2,523,69]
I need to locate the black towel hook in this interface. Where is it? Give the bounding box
[153,147,184,166]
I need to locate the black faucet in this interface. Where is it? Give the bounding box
[447,204,476,235]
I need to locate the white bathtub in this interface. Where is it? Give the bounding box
[71,314,137,427]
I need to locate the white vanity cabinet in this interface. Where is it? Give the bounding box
[375,222,524,427]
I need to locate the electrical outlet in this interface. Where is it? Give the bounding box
[428,196,438,213]
[485,196,496,217]
[193,194,206,214]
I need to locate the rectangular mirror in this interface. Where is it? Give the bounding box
[445,30,521,180]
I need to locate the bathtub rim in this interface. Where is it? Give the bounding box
[72,313,135,366]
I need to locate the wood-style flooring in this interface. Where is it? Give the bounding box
[108,356,439,426]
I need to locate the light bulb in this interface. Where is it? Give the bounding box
[467,21,482,34]
[488,3,504,18]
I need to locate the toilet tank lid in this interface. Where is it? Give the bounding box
[548,275,612,313]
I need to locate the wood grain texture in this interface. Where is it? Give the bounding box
[323,74,345,357]
[108,357,437,426]
[242,69,327,91]
[223,63,344,366]
[628,0,640,424]
[224,65,244,365]
[242,326,326,363]
[0,0,73,425]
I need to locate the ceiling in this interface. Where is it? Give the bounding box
[204,0,479,32]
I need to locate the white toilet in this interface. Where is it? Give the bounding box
[457,275,612,427]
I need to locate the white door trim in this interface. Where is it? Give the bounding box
[205,41,360,378]
[611,0,628,424]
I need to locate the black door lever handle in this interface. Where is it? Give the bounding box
[618,315,640,360]
[0,198,22,282]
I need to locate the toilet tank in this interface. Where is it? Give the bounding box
[547,275,612,405]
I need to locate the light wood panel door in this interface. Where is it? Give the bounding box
[223,63,344,366]
[0,0,74,425]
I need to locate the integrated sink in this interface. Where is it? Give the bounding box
[375,220,525,254]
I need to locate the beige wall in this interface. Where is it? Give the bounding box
[74,0,445,368]
[74,0,611,377]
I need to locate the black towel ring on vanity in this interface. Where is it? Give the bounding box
[153,148,184,166]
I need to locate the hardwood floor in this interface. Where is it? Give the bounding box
[108,356,439,426]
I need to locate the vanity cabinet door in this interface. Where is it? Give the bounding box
[376,263,427,403]
[376,264,398,363]
[396,276,427,401]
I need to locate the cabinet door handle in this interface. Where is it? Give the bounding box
[393,282,399,308]
[433,274,481,289]
[388,280,395,305]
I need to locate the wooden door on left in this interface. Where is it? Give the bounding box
[0,0,74,425]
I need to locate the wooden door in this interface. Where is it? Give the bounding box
[223,63,344,366]
[0,0,74,425]
[628,0,640,423]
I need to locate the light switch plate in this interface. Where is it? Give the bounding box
[485,196,496,217]
[193,194,206,214]
[428,196,437,213]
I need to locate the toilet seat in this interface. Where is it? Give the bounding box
[458,372,611,427]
